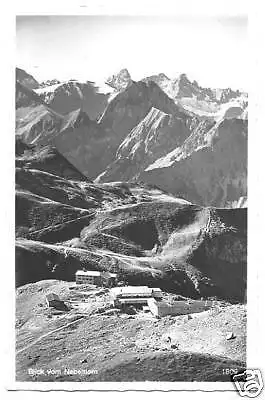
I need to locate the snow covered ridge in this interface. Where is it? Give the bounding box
[141,72,248,118]
[25,67,247,120]
[34,79,115,97]
[143,72,246,103]
[39,79,61,88]
[17,66,247,105]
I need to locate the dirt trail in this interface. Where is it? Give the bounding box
[16,315,85,356]
[25,201,156,239]
[27,212,95,238]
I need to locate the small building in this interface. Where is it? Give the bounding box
[147,298,213,318]
[110,286,163,307]
[45,293,64,308]
[75,270,118,286]
[75,270,101,285]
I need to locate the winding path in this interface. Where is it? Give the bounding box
[16,315,85,356]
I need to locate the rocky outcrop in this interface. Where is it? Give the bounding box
[106,68,132,91]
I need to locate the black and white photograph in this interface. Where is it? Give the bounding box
[4,0,263,395]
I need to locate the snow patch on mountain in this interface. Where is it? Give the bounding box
[142,72,247,119]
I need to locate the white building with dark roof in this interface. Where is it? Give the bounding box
[75,270,101,285]
[75,270,117,286]
[110,286,162,307]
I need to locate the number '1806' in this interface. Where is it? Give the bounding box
[222,368,238,375]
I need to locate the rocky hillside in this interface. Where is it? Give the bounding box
[16,81,44,110]
[95,104,247,207]
[16,67,39,90]
[15,94,107,178]
[141,117,247,207]
[98,79,187,140]
[96,107,214,184]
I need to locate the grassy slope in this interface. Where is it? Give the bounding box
[16,198,247,301]
[15,157,246,301]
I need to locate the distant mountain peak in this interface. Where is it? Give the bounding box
[39,79,61,88]
[152,72,170,81]
[106,68,132,90]
[178,73,189,81]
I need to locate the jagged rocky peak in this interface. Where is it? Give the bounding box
[214,87,242,103]
[98,78,185,144]
[143,72,170,84]
[177,73,191,84]
[142,71,246,110]
[106,68,132,90]
[173,72,218,101]
[155,72,170,80]
[39,79,61,88]
[16,67,39,90]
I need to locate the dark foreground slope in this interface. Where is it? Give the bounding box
[15,156,247,301]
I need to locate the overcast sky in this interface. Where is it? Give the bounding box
[16,15,248,90]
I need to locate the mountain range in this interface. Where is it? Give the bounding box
[16,67,247,208]
[15,67,247,301]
